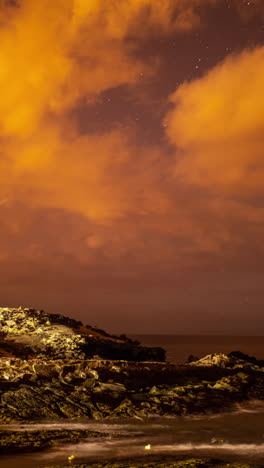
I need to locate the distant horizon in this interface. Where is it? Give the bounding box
[129,333,264,337]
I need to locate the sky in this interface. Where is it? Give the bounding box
[0,0,264,335]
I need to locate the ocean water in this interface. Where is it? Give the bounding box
[1,335,264,467]
[130,334,264,364]
[2,403,264,467]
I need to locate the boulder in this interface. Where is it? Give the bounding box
[188,352,264,371]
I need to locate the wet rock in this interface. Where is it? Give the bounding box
[0,429,107,455]
[0,355,263,422]
[39,456,261,468]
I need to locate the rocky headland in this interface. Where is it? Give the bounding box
[0,307,164,361]
[0,307,264,467]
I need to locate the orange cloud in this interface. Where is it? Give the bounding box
[165,47,264,193]
[2,124,172,222]
[0,0,227,140]
[0,0,145,138]
[0,0,209,223]
[0,0,263,268]
[0,0,212,139]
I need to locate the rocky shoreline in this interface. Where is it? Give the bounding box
[0,307,264,468]
[2,430,263,468]
[0,428,107,455]
[0,307,165,362]
[41,457,262,468]
[2,428,263,468]
[0,353,264,423]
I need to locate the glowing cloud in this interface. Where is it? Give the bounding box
[165,47,264,193]
[0,0,209,222]
[0,1,263,271]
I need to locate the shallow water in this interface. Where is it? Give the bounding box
[1,401,264,468]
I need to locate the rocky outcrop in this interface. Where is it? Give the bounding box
[0,429,106,455]
[0,307,263,424]
[0,307,165,362]
[188,352,264,371]
[1,307,263,468]
[0,353,264,423]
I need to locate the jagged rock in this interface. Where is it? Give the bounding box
[0,307,263,425]
[228,350,264,367]
[0,307,165,362]
[0,355,263,423]
[188,353,264,371]
[188,353,235,368]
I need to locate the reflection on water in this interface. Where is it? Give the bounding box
[1,401,264,468]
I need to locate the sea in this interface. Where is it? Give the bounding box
[131,334,264,365]
[1,335,264,468]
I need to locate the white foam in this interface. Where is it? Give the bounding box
[0,421,132,434]
[41,438,264,461]
[183,400,264,420]
[152,442,264,455]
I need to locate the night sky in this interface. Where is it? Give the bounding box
[1,0,264,334]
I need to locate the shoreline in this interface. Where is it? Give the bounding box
[1,445,263,468]
[1,354,264,424]
[1,408,264,468]
[41,456,263,468]
[1,309,264,468]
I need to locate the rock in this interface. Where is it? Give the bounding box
[0,307,263,425]
[187,352,264,371]
[1,354,263,422]
[188,353,234,368]
[228,350,264,367]
[212,373,249,392]
[93,382,126,393]
[0,429,107,455]
[0,307,165,362]
[187,354,199,363]
[35,456,261,467]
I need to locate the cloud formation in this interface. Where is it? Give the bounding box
[0,0,208,139]
[0,1,264,332]
[1,1,263,243]
[165,46,264,193]
[1,2,263,249]
[0,0,211,222]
